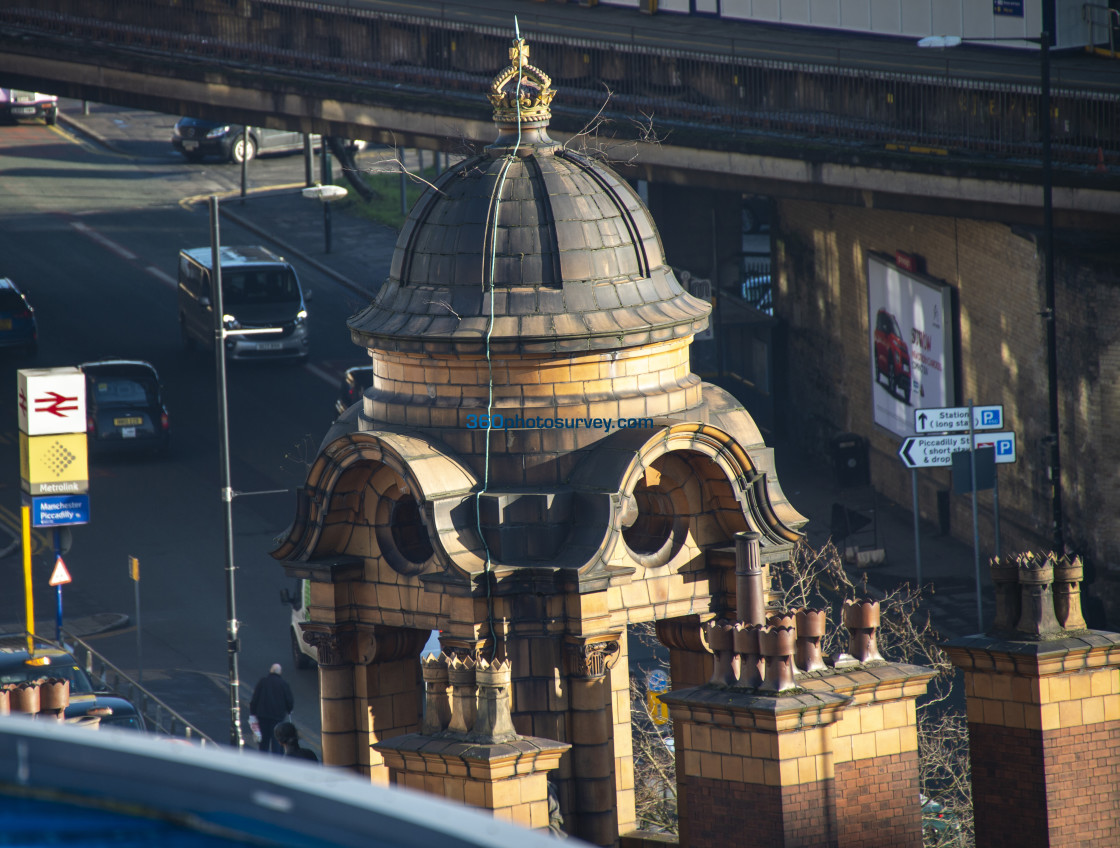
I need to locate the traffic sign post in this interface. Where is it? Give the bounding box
[48,541,71,643]
[898,432,1016,469]
[646,669,670,726]
[914,404,1003,434]
[900,402,1015,626]
[130,556,142,684]
[17,368,90,648]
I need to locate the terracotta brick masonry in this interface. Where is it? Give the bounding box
[373,655,569,833]
[943,551,1120,848]
[659,531,933,848]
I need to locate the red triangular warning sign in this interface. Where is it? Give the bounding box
[49,556,72,586]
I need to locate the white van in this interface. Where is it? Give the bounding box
[178,245,310,361]
[282,580,318,669]
[281,579,440,670]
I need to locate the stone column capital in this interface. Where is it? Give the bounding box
[301,626,350,666]
[300,623,430,666]
[655,615,712,653]
[564,633,622,679]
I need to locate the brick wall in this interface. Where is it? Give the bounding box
[1057,255,1120,580]
[947,635,1120,847]
[1042,719,1120,845]
[774,198,1120,590]
[970,721,1120,847]
[680,773,837,848]
[835,751,921,847]
[970,723,1047,845]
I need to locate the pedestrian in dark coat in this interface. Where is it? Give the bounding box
[274,721,318,762]
[249,663,294,754]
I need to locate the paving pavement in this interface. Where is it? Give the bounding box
[51,104,990,647]
[0,613,130,639]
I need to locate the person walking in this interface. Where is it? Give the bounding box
[274,721,318,762]
[249,663,294,754]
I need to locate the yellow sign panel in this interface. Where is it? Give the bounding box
[19,431,89,495]
[646,691,670,726]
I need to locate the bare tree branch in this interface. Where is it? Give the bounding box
[560,84,668,166]
[626,542,974,844]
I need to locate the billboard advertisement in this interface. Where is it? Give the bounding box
[867,255,955,438]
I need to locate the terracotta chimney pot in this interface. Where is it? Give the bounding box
[794,608,828,674]
[706,619,739,686]
[758,625,796,692]
[734,623,764,688]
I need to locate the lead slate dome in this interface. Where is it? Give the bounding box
[348,49,709,356]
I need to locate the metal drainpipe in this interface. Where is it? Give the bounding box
[1040,28,1063,553]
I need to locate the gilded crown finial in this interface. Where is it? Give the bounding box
[488,35,555,127]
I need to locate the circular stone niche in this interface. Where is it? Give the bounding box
[622,455,692,568]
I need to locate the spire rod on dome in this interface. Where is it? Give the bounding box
[487,31,555,128]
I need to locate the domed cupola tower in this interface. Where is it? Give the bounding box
[274,35,806,847]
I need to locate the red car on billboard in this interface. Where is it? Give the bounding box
[874,308,911,404]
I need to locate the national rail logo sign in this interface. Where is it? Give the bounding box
[17,367,86,436]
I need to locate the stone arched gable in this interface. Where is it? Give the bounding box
[272,430,478,569]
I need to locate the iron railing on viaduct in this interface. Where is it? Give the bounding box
[2,0,1118,170]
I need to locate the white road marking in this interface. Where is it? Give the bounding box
[67,218,338,390]
[303,362,338,387]
[69,220,137,260]
[146,265,177,289]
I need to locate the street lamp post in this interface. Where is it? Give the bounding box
[209,195,244,749]
[208,196,300,748]
[1039,30,1064,553]
[302,183,348,252]
[919,29,1063,552]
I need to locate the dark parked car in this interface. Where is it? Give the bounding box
[335,365,373,415]
[0,277,37,355]
[921,793,962,838]
[80,359,170,455]
[0,639,98,694]
[873,308,911,404]
[66,692,148,731]
[0,637,145,730]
